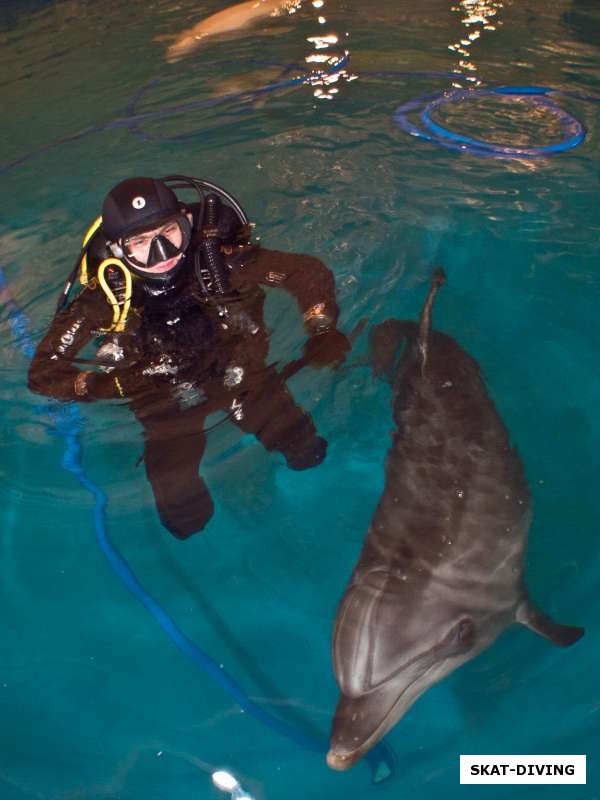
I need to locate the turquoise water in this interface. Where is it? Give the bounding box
[1,0,599,798]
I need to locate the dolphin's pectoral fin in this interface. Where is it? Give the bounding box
[369,320,416,382]
[516,599,584,647]
[349,316,369,344]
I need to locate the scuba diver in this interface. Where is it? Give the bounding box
[28,175,351,539]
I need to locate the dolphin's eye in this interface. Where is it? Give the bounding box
[456,618,476,649]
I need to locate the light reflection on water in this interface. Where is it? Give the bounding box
[449,0,505,85]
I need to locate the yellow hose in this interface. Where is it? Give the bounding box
[97,258,133,332]
[79,215,103,285]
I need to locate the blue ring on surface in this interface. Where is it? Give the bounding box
[394,85,587,158]
[2,64,596,174]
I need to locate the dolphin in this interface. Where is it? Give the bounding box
[327,269,584,771]
[164,0,300,62]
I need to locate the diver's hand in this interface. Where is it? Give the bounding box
[302,328,351,368]
[73,370,127,401]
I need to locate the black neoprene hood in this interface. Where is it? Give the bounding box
[102,177,180,242]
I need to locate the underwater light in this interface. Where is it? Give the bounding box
[212,770,255,800]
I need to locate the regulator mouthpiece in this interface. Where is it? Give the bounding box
[212,770,255,800]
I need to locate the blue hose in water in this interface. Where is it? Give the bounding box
[3,56,599,172]
[125,60,312,144]
[0,55,348,175]
[0,266,394,783]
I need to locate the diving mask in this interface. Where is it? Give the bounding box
[119,214,192,274]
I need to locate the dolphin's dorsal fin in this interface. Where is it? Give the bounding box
[516,599,584,647]
[417,268,446,375]
[369,269,448,383]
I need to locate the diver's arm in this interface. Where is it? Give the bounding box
[246,248,340,331]
[240,247,350,366]
[28,286,122,402]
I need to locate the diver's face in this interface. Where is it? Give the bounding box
[122,218,185,274]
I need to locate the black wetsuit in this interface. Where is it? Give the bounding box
[28,229,341,539]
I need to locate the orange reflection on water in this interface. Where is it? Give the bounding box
[303,0,355,100]
[448,0,504,85]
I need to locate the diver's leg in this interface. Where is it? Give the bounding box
[134,399,214,539]
[233,372,327,470]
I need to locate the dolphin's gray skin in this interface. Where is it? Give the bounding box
[327,269,583,771]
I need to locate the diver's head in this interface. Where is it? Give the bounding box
[102,177,192,283]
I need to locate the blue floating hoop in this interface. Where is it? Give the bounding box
[394,85,587,158]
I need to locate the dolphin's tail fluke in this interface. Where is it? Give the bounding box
[516,599,584,647]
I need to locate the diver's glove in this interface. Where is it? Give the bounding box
[73,370,127,401]
[302,327,351,368]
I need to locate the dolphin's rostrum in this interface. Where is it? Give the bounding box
[327,269,583,771]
